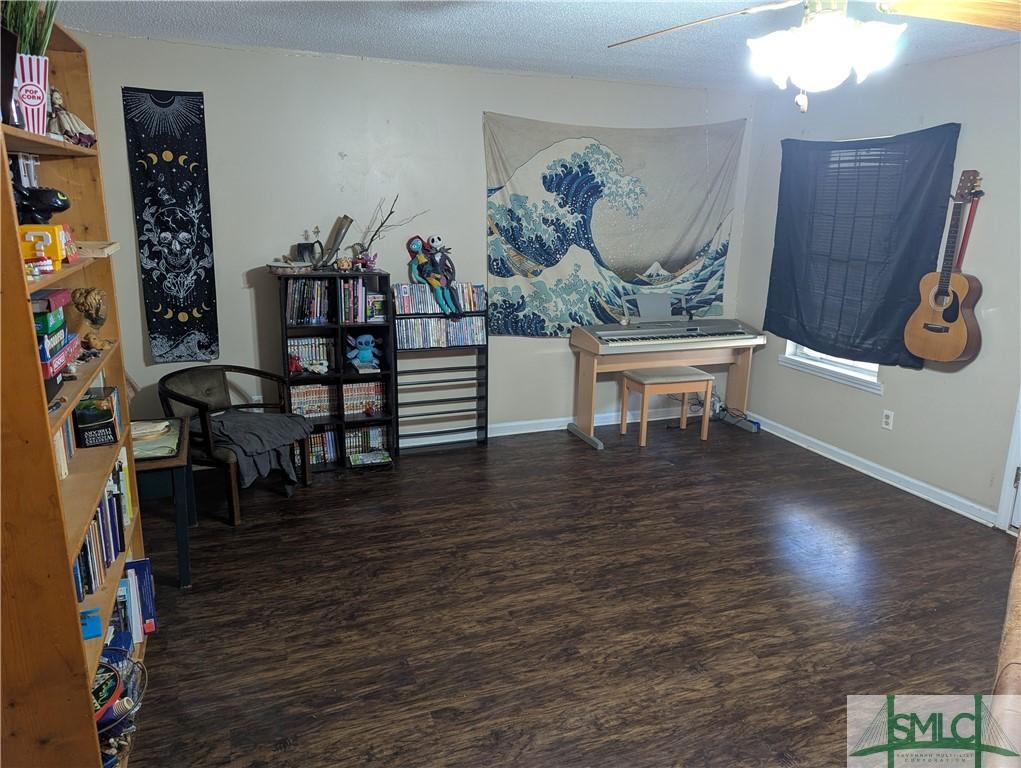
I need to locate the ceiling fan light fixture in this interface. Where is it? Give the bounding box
[851,20,908,83]
[747,10,906,94]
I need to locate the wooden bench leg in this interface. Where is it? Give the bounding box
[620,379,629,435]
[638,387,649,447]
[681,392,689,430]
[700,380,712,441]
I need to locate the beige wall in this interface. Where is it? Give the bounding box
[76,32,754,423]
[736,43,1021,512]
[78,31,1018,512]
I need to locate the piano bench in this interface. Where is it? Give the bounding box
[621,366,713,446]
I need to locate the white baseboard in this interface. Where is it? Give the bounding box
[487,405,681,438]
[401,405,681,445]
[747,412,998,527]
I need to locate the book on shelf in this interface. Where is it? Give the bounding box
[350,360,381,373]
[342,381,385,416]
[348,450,392,467]
[41,331,80,380]
[392,282,487,315]
[283,275,389,325]
[287,337,335,370]
[345,425,387,456]
[309,428,341,466]
[34,305,64,334]
[71,449,135,611]
[365,292,387,322]
[124,558,157,635]
[80,608,102,640]
[114,579,142,644]
[340,278,366,323]
[73,386,123,448]
[289,384,338,416]
[38,324,67,361]
[395,316,487,350]
[100,559,156,644]
[52,416,76,479]
[284,278,331,326]
[29,287,71,313]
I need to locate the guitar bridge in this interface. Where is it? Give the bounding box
[923,323,950,333]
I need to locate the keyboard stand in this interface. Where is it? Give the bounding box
[566,339,763,450]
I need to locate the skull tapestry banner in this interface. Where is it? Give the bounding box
[122,87,219,362]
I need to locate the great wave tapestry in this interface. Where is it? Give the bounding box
[123,87,219,363]
[485,113,745,337]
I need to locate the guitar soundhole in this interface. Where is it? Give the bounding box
[928,288,960,322]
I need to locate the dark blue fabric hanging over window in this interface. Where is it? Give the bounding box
[763,123,960,369]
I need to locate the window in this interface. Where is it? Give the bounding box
[779,341,883,395]
[763,123,960,369]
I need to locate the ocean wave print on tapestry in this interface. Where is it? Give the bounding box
[484,113,745,337]
[123,87,219,362]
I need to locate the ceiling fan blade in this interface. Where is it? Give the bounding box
[608,0,804,48]
[877,0,1021,31]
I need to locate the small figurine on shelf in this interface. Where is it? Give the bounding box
[346,334,380,370]
[47,88,97,147]
[407,233,462,315]
[288,353,303,374]
[352,250,378,272]
[71,287,114,350]
[13,182,70,224]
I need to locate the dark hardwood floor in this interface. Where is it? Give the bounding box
[130,423,1016,768]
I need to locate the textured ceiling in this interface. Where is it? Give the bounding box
[58,1,1020,88]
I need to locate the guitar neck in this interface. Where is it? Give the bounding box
[938,201,964,290]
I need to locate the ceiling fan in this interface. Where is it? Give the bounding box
[609,0,1021,110]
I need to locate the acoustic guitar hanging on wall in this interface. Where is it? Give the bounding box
[903,169,984,363]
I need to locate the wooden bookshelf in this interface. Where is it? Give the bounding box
[48,341,120,432]
[1,23,147,768]
[25,254,99,289]
[1,123,99,157]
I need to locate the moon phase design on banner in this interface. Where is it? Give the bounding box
[123,86,219,363]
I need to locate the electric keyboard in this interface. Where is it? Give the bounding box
[570,318,765,356]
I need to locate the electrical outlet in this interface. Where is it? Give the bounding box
[881,410,894,431]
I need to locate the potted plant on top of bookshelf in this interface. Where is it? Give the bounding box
[1,22,17,125]
[1,0,59,134]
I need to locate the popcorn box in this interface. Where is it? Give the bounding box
[15,54,49,136]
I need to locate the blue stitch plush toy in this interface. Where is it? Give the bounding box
[346,334,380,368]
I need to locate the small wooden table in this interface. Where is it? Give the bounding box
[133,419,197,588]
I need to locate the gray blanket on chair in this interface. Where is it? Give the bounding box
[209,410,313,488]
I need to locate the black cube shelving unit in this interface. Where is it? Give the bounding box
[277,269,398,471]
[393,285,489,449]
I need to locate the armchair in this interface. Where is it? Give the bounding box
[157,365,310,525]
